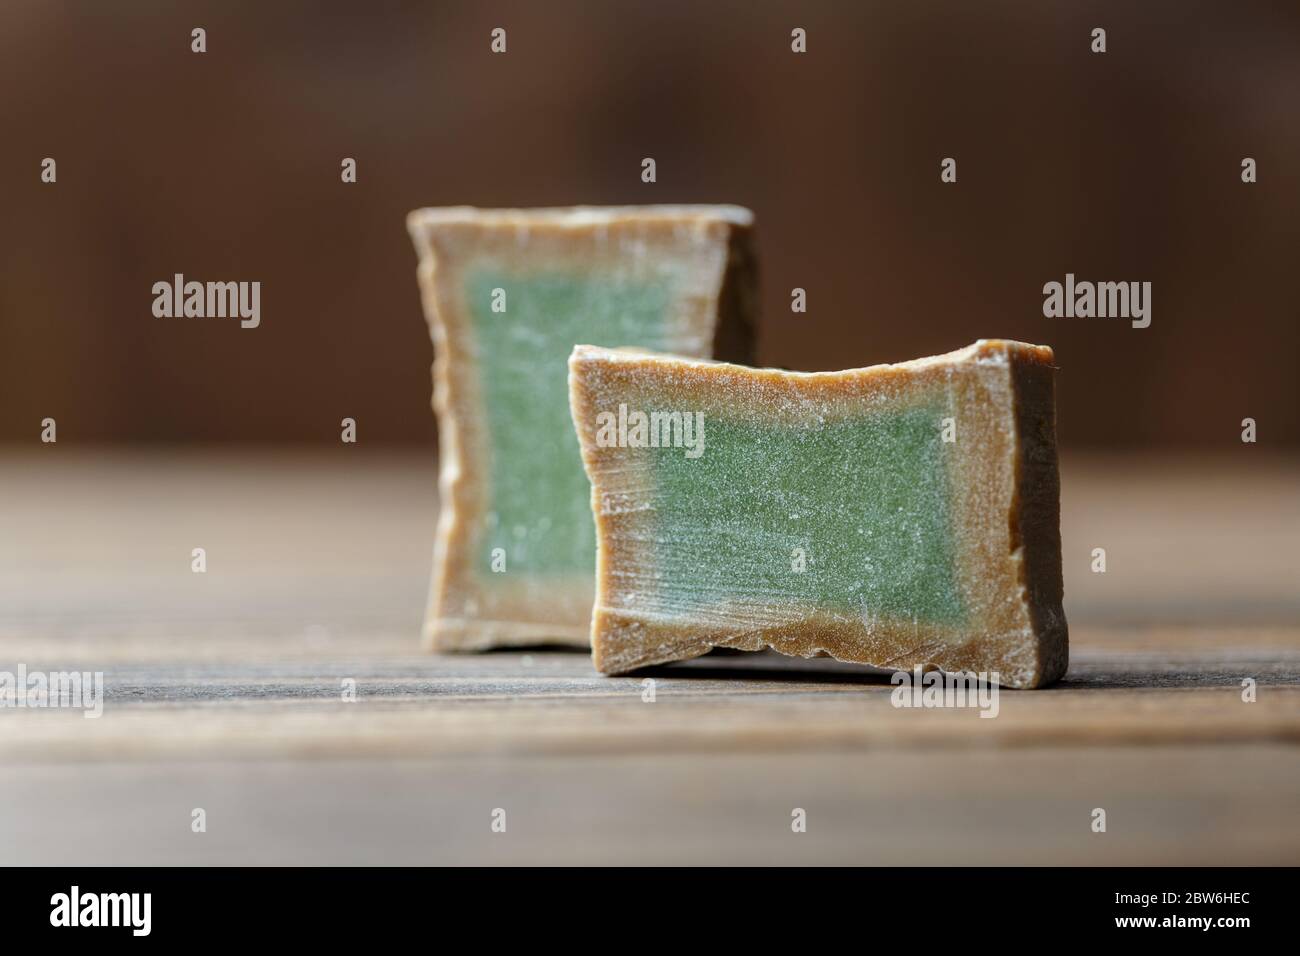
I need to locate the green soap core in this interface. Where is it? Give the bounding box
[466,270,671,579]
[649,408,966,625]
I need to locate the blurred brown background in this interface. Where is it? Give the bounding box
[2,0,1297,448]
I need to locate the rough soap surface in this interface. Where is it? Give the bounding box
[407,206,757,651]
[568,340,1068,688]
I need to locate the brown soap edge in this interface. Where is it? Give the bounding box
[428,617,590,651]
[567,350,607,659]
[711,221,759,364]
[413,256,466,653]
[1008,345,1069,687]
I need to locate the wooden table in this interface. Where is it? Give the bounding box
[2,450,1297,865]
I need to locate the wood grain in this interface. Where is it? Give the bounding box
[1,450,1297,864]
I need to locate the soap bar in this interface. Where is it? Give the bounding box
[567,340,1068,688]
[407,206,757,650]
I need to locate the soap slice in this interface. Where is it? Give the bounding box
[567,340,1068,688]
[407,206,757,651]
